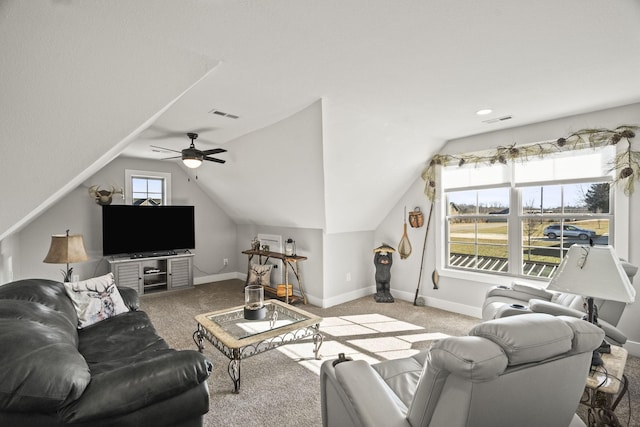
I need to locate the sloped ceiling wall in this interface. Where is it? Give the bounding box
[0,1,215,240]
[179,100,327,229]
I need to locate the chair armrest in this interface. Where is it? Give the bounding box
[485,285,552,303]
[59,350,211,423]
[529,299,585,318]
[117,287,139,311]
[597,319,627,346]
[322,360,410,427]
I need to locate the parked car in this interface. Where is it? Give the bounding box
[543,224,596,240]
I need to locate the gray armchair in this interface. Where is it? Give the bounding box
[482,260,637,346]
[320,314,604,427]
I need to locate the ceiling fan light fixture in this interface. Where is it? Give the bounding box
[182,148,204,168]
[183,157,203,168]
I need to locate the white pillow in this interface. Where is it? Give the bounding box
[64,273,129,328]
[247,263,273,287]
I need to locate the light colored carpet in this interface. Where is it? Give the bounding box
[140,279,639,427]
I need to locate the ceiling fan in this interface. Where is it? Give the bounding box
[151,132,227,169]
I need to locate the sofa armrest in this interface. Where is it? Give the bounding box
[485,285,552,303]
[321,360,410,427]
[118,287,140,311]
[597,319,627,346]
[60,350,211,423]
[529,299,585,318]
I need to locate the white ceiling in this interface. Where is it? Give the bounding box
[119,0,640,232]
[4,1,640,237]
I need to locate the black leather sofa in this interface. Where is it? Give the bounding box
[0,278,212,427]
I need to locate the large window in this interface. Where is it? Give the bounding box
[443,146,615,279]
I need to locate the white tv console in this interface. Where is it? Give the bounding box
[108,252,194,295]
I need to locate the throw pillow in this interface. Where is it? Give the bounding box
[247,263,273,287]
[64,272,129,328]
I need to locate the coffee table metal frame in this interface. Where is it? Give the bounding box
[193,299,323,393]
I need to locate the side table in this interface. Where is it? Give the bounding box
[582,345,629,427]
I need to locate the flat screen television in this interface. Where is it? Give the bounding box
[102,205,195,256]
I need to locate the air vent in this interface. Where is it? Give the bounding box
[482,115,513,124]
[208,108,240,119]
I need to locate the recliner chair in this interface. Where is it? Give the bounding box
[320,313,604,427]
[482,260,637,346]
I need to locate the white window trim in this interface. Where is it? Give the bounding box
[434,151,629,285]
[125,169,172,205]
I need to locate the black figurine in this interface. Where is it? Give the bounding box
[373,244,395,303]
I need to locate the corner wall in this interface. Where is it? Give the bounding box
[5,157,238,284]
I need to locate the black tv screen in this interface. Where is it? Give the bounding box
[102,205,195,256]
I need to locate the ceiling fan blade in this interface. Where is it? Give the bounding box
[150,145,182,154]
[201,148,227,155]
[161,155,182,160]
[204,157,226,164]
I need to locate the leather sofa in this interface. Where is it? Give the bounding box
[482,260,637,346]
[0,278,212,427]
[320,313,604,427]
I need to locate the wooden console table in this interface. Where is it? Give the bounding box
[242,249,308,304]
[582,345,629,426]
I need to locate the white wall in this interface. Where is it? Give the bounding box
[322,231,375,307]
[376,103,640,355]
[7,157,238,284]
[236,224,323,305]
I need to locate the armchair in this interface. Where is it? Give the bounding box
[482,260,637,346]
[320,314,604,427]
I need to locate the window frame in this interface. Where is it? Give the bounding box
[436,147,627,284]
[125,169,172,206]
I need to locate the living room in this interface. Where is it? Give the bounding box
[2,1,640,426]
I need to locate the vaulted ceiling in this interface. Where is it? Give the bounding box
[2,1,640,239]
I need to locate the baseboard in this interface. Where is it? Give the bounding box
[194,272,244,285]
[624,339,640,358]
[387,289,481,319]
[320,286,376,308]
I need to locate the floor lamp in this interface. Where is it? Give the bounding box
[547,244,636,366]
[43,230,89,282]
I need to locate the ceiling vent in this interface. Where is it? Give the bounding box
[208,108,239,119]
[482,115,513,124]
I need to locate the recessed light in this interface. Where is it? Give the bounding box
[476,109,493,116]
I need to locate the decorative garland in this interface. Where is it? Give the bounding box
[421,125,640,201]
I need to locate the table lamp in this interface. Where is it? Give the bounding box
[43,229,89,282]
[547,244,636,366]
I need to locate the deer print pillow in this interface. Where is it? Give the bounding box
[64,272,129,328]
[247,263,273,287]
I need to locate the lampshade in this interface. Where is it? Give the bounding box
[547,245,636,303]
[43,233,89,264]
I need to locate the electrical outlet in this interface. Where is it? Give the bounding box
[346,272,351,282]
[223,258,229,266]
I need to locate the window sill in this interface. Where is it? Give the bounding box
[437,267,549,288]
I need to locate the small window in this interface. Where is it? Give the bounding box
[125,170,172,206]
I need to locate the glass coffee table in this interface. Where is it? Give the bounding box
[193,299,323,393]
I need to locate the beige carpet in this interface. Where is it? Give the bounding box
[140,280,639,427]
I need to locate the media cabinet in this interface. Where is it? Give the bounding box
[108,252,194,294]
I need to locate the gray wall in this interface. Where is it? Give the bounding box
[10,157,238,284]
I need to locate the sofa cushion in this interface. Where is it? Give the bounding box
[0,279,78,327]
[78,310,169,374]
[469,313,573,365]
[0,318,90,412]
[64,273,129,328]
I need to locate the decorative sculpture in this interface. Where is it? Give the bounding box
[88,185,124,205]
[373,244,395,303]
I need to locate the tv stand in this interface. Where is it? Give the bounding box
[108,252,194,295]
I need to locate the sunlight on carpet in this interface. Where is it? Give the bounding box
[276,313,450,375]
